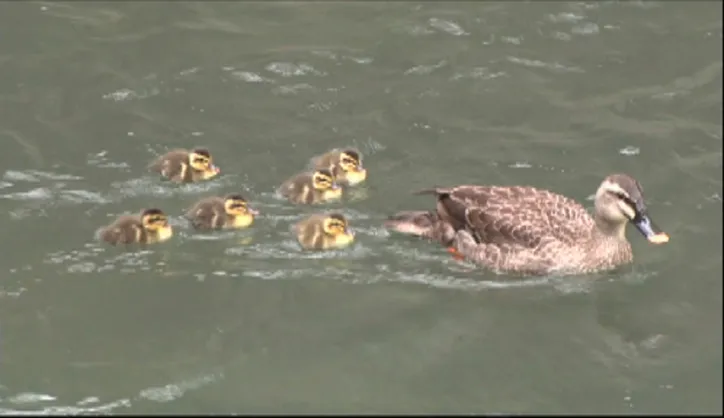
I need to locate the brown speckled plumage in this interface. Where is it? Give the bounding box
[385,174,667,276]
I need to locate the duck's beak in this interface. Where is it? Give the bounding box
[247,208,259,216]
[331,182,341,190]
[632,212,669,244]
[210,164,220,174]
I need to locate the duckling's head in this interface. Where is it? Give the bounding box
[337,149,367,185]
[594,174,669,244]
[311,169,338,189]
[312,169,343,201]
[141,208,170,232]
[223,193,258,226]
[322,213,355,246]
[188,148,220,179]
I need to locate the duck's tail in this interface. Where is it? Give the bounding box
[413,187,454,197]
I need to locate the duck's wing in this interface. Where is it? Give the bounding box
[427,185,592,247]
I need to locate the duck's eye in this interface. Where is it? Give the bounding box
[341,159,357,167]
[609,191,629,202]
[193,158,208,164]
[611,192,638,211]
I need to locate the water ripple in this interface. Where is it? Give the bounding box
[265,62,326,77]
[0,370,222,414]
[507,56,584,73]
[428,17,469,36]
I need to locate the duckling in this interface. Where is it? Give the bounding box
[311,148,367,186]
[278,168,342,204]
[148,148,220,183]
[98,208,173,245]
[293,213,355,251]
[185,193,258,230]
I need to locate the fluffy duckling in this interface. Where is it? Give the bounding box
[185,193,258,230]
[278,168,342,204]
[293,213,355,251]
[311,148,367,186]
[148,148,220,183]
[98,208,173,245]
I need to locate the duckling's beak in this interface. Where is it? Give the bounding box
[210,164,220,174]
[247,208,259,216]
[632,212,669,244]
[331,182,341,190]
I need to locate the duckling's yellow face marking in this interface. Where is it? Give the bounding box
[141,211,174,242]
[142,212,169,231]
[312,170,339,191]
[322,214,355,247]
[189,151,220,179]
[338,151,367,185]
[154,224,174,241]
[224,196,258,228]
[314,169,343,201]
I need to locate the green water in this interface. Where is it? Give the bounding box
[0,1,721,414]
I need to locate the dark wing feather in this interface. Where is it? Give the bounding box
[185,198,224,230]
[279,173,314,204]
[148,150,188,180]
[309,150,339,170]
[278,173,305,198]
[100,216,142,245]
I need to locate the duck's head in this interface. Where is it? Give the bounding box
[141,208,170,232]
[336,149,367,185]
[594,174,669,244]
[312,169,342,196]
[188,148,220,179]
[223,193,258,224]
[322,213,355,246]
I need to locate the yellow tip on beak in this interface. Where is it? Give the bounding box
[647,233,670,244]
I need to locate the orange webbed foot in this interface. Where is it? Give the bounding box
[447,247,465,261]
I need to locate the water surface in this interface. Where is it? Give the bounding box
[0,1,721,414]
